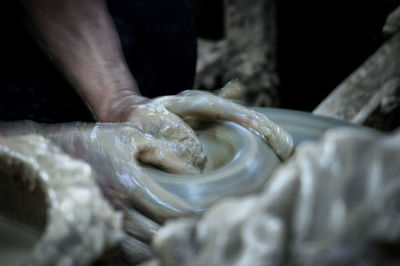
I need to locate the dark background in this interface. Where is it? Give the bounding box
[276,0,399,111]
[0,0,399,122]
[196,0,399,111]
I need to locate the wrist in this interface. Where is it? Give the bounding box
[96,87,149,122]
[71,62,144,122]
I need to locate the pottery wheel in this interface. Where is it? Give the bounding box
[145,108,355,210]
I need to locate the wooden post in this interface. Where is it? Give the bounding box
[195,0,279,107]
[313,6,400,131]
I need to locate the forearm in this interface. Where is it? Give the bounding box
[19,0,144,121]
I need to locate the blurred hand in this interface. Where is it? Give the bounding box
[0,121,199,263]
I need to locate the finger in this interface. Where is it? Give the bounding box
[123,206,160,243]
[154,107,199,143]
[215,79,245,103]
[127,104,207,169]
[120,234,152,265]
[137,139,201,175]
[127,104,198,143]
[151,110,207,170]
[64,127,197,224]
[112,166,196,223]
[164,93,294,160]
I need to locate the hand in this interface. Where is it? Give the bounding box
[0,86,294,223]
[0,121,199,264]
[125,88,294,162]
[0,85,294,264]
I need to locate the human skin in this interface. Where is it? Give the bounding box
[19,0,211,164]
[17,0,294,168]
[19,0,146,122]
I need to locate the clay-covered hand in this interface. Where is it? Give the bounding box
[0,121,198,264]
[0,84,295,235]
[0,85,294,264]
[126,88,294,162]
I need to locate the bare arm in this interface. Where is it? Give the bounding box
[19,0,146,121]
